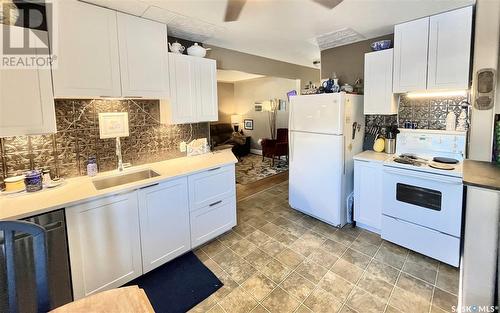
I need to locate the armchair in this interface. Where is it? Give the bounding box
[261,128,288,166]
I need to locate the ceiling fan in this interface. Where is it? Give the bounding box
[224,0,343,22]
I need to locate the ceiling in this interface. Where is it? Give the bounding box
[82,0,475,68]
[217,69,265,82]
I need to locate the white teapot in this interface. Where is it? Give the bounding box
[187,43,211,58]
[168,41,185,54]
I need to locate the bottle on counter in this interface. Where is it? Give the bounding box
[87,156,98,177]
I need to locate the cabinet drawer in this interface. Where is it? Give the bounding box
[381,215,460,267]
[190,196,237,248]
[188,165,235,210]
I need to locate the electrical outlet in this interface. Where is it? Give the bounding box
[180,141,187,152]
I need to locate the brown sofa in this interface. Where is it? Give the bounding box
[210,123,250,158]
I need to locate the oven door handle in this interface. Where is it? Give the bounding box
[383,167,462,184]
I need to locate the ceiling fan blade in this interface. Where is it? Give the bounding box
[312,0,343,9]
[224,0,247,22]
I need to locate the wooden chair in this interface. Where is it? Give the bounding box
[0,220,50,313]
[261,128,289,166]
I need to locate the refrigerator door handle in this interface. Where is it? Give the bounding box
[289,131,294,162]
[343,137,346,175]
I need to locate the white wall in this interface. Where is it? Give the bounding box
[217,82,235,123]
[233,76,300,150]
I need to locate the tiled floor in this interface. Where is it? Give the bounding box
[191,181,460,313]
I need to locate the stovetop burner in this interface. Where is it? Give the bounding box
[393,157,422,166]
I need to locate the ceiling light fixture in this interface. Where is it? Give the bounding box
[405,90,468,99]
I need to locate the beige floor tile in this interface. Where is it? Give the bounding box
[231,239,259,257]
[304,288,343,313]
[225,258,257,284]
[218,230,243,247]
[347,287,387,313]
[365,260,400,285]
[247,217,269,229]
[341,248,371,269]
[339,305,359,313]
[295,305,313,313]
[193,248,210,262]
[430,305,449,313]
[260,239,286,257]
[432,288,457,312]
[219,286,259,313]
[261,287,300,313]
[321,239,349,257]
[250,305,269,313]
[312,222,338,238]
[259,222,283,237]
[241,272,276,301]
[275,248,305,268]
[330,231,357,246]
[318,271,355,302]
[295,259,329,284]
[403,252,438,284]
[283,223,308,238]
[247,229,273,246]
[436,264,459,295]
[350,238,380,257]
[259,258,291,283]
[308,247,339,269]
[385,305,402,313]
[389,287,431,313]
[202,239,227,258]
[274,231,299,246]
[206,304,226,313]
[374,243,408,269]
[331,258,364,283]
[233,223,257,237]
[280,271,315,302]
[244,248,272,268]
[357,272,394,301]
[203,259,225,276]
[357,231,383,246]
[396,273,433,301]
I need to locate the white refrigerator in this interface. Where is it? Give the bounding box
[288,93,364,227]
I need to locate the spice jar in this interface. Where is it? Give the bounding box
[25,170,43,192]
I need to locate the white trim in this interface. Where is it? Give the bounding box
[250,149,263,155]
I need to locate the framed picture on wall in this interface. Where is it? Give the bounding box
[244,119,254,130]
[279,99,287,111]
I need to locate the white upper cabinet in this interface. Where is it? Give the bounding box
[138,178,190,273]
[0,25,56,137]
[195,58,218,122]
[161,53,218,124]
[427,6,473,91]
[393,17,429,93]
[52,0,121,98]
[364,49,397,115]
[117,13,170,99]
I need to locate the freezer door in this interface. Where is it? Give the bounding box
[289,131,344,226]
[289,94,344,135]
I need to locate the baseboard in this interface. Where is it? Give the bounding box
[250,149,262,155]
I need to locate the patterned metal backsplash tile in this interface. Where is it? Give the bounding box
[0,100,209,183]
[365,94,470,131]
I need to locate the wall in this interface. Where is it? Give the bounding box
[0,99,209,183]
[207,45,320,90]
[217,82,235,124]
[232,77,300,150]
[320,34,394,84]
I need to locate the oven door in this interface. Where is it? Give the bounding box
[382,166,463,237]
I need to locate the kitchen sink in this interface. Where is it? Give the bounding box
[92,169,160,190]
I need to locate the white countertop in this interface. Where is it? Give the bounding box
[0,150,237,220]
[353,150,393,163]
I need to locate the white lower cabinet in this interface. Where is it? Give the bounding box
[65,192,142,299]
[138,178,190,273]
[190,196,237,248]
[66,164,237,299]
[354,160,384,233]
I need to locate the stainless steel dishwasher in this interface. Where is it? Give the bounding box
[0,209,73,312]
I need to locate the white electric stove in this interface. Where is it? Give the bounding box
[381,129,467,267]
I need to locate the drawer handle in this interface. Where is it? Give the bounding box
[209,200,222,207]
[207,167,221,172]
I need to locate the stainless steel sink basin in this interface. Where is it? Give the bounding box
[92,169,160,190]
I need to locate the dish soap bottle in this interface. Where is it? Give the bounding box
[87,156,98,177]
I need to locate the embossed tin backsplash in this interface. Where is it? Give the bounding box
[0,100,209,183]
[365,94,469,130]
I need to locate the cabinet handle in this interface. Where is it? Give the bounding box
[209,200,222,207]
[207,167,221,172]
[140,183,159,189]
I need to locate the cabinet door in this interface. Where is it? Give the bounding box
[0,25,55,136]
[190,196,237,248]
[427,6,472,90]
[364,49,397,115]
[138,178,191,273]
[117,13,170,98]
[354,160,383,232]
[393,17,429,93]
[195,58,218,122]
[168,53,197,123]
[52,0,121,98]
[65,192,142,299]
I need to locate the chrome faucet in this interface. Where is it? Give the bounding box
[116,137,124,171]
